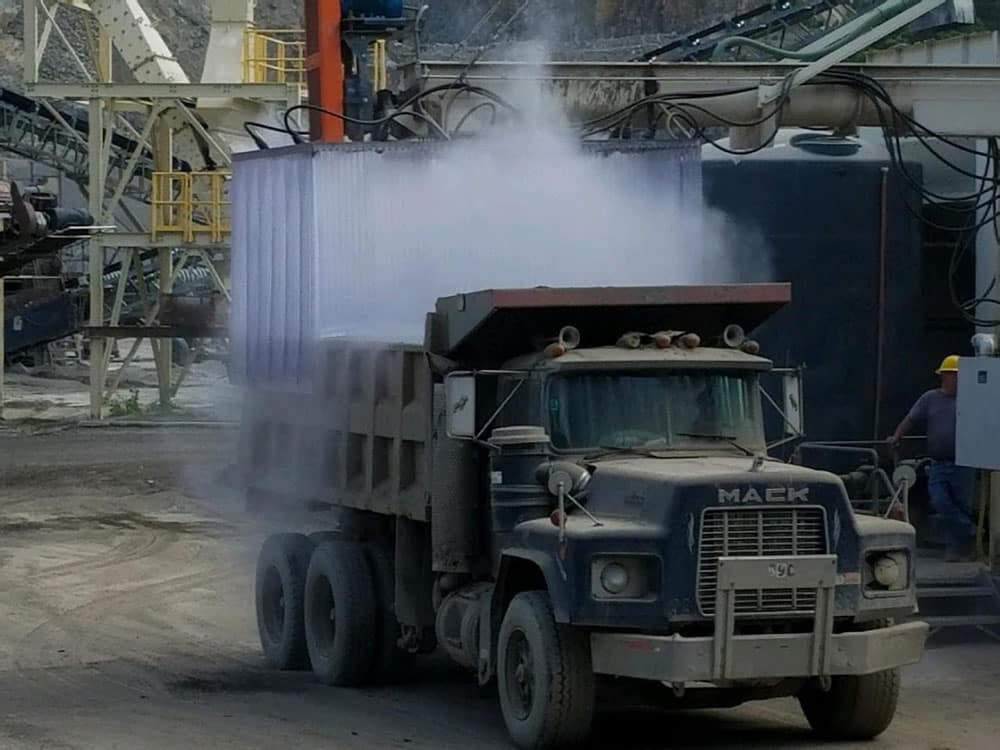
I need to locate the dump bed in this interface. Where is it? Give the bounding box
[239,284,791,520]
[240,339,435,521]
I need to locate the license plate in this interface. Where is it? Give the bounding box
[768,561,797,579]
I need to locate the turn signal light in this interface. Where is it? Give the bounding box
[679,333,701,349]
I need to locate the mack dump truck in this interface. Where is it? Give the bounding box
[243,284,928,749]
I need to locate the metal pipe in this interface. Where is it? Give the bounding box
[874,167,889,439]
[1,276,5,420]
[305,0,345,142]
[793,442,881,471]
[557,481,566,545]
[419,61,1000,136]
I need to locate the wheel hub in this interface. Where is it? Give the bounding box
[504,630,535,721]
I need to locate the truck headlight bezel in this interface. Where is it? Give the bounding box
[590,556,657,601]
[863,550,909,594]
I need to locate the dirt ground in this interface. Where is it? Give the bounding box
[1,425,998,750]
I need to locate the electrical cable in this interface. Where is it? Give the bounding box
[577,77,795,156]
[451,101,498,136]
[244,121,309,150]
[579,67,1000,323]
[280,84,517,143]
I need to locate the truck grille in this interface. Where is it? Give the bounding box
[697,506,828,617]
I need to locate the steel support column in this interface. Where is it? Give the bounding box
[154,120,173,407]
[23,0,39,84]
[305,0,344,141]
[87,97,107,418]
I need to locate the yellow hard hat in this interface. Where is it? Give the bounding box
[936,355,960,374]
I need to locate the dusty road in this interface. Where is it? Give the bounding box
[1,425,998,750]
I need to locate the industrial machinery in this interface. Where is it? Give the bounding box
[242,284,927,750]
[0,180,93,278]
[0,180,93,361]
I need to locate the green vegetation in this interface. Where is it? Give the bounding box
[107,389,143,418]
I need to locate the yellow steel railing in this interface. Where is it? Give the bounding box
[243,28,390,92]
[243,28,306,85]
[152,172,231,243]
[373,39,388,91]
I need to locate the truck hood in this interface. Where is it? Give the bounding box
[575,455,859,585]
[581,455,846,514]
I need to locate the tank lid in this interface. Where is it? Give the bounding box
[490,426,550,446]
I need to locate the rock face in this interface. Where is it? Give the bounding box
[423,0,758,44]
[0,1,753,88]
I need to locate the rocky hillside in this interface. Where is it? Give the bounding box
[0,1,756,88]
[1,1,990,88]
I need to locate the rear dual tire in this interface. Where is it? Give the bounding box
[255,532,410,685]
[254,533,314,671]
[304,540,378,686]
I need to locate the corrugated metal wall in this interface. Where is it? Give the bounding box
[232,140,702,389]
[231,148,316,388]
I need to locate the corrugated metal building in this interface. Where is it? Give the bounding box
[231,140,703,390]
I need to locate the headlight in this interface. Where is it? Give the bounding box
[600,563,630,595]
[873,556,900,587]
[865,550,909,593]
[590,557,654,600]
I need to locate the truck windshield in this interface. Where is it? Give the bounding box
[546,371,765,453]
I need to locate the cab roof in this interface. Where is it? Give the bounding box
[504,345,772,372]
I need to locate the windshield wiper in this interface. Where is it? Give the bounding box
[675,432,755,457]
[586,444,665,461]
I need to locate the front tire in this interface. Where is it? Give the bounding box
[497,591,595,749]
[799,668,901,740]
[303,540,377,686]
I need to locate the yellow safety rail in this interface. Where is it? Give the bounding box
[243,28,306,85]
[152,172,231,243]
[373,39,388,91]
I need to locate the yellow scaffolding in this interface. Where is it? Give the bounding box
[152,171,231,243]
[243,28,306,85]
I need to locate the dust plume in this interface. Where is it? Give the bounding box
[315,53,770,341]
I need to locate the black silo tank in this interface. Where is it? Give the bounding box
[703,133,947,444]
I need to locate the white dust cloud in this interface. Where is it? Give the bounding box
[316,70,769,342]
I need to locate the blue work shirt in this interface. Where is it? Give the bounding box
[905,388,956,461]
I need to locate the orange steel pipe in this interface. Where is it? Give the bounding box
[305,0,345,142]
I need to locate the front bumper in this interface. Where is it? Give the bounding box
[591,554,928,683]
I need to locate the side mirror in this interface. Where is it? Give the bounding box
[782,369,804,438]
[445,372,477,439]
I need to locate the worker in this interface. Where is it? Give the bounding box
[888,355,976,561]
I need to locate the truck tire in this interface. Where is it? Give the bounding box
[497,591,595,749]
[255,533,314,671]
[364,540,414,683]
[304,540,377,686]
[798,668,901,740]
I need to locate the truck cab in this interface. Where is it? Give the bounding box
[248,284,927,750]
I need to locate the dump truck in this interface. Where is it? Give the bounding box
[242,284,928,749]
